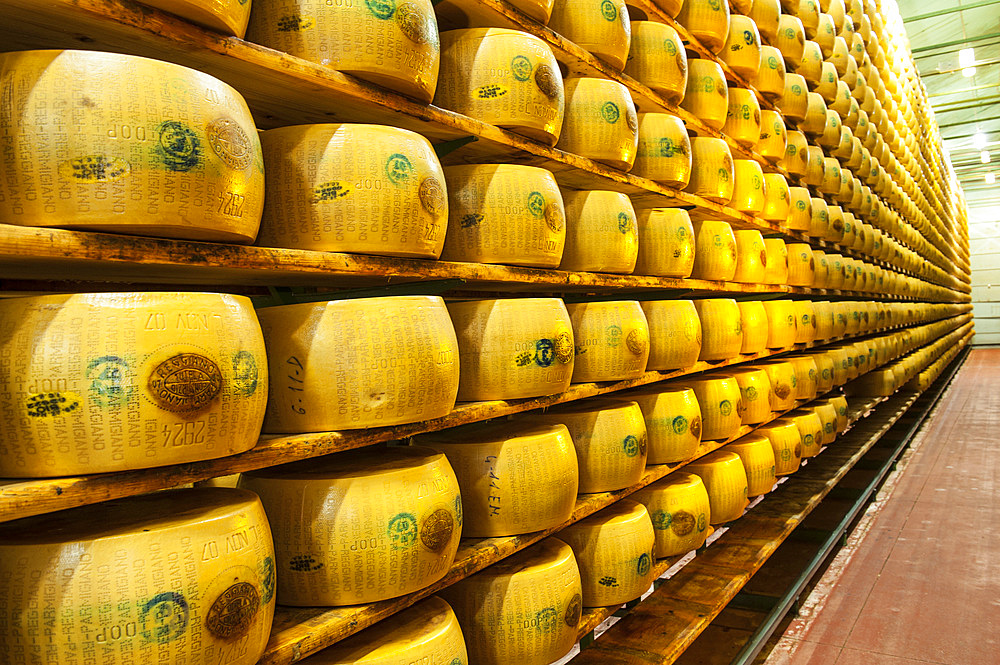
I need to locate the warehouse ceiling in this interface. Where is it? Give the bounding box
[894,0,1000,210]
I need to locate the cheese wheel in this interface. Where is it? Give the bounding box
[258,296,458,433]
[813,349,836,391]
[817,62,840,104]
[0,488,275,665]
[560,501,656,606]
[308,596,467,664]
[0,50,263,243]
[632,113,693,188]
[761,173,791,221]
[826,253,847,289]
[763,237,790,284]
[257,124,446,258]
[812,250,830,287]
[787,409,824,457]
[422,422,577,536]
[749,0,781,42]
[694,299,743,361]
[734,230,769,289]
[634,207,696,277]
[727,366,773,423]
[549,0,631,70]
[144,0,252,35]
[633,472,711,557]
[758,360,797,409]
[691,220,738,281]
[825,205,846,242]
[797,40,824,85]
[737,300,770,356]
[625,22,689,105]
[440,538,582,665]
[786,354,819,399]
[811,401,838,444]
[757,109,788,161]
[725,88,762,148]
[623,386,702,464]
[779,72,809,122]
[824,0,846,31]
[435,29,564,145]
[721,15,763,79]
[801,93,829,136]
[755,46,787,99]
[242,447,460,605]
[762,300,797,349]
[447,298,574,401]
[815,12,837,57]
[686,137,735,204]
[775,14,806,67]
[809,195,831,237]
[787,242,817,286]
[677,0,731,53]
[725,434,776,496]
[566,301,650,382]
[435,0,554,23]
[0,292,267,477]
[442,164,564,267]
[681,375,744,441]
[758,419,803,475]
[786,186,812,231]
[247,0,439,102]
[557,78,638,170]
[525,399,647,493]
[560,190,639,273]
[681,60,729,130]
[641,300,703,370]
[826,346,850,385]
[819,394,849,431]
[730,159,766,214]
[685,451,748,523]
[782,129,809,176]
[793,301,817,344]
[798,0,820,37]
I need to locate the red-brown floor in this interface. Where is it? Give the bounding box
[764,347,1000,665]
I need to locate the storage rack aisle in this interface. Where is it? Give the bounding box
[0,0,973,664]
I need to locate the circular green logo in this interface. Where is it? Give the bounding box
[511,55,532,81]
[719,400,732,416]
[527,191,545,217]
[601,0,617,21]
[601,101,620,124]
[623,435,640,457]
[665,39,678,56]
[671,415,688,435]
[384,153,413,185]
[365,0,396,19]
[618,211,632,234]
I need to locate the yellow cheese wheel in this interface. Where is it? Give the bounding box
[757,109,788,161]
[826,253,847,289]
[145,0,252,35]
[730,159,766,214]
[755,46,788,99]
[781,129,809,175]
[525,399,647,492]
[761,173,791,221]
[749,0,781,42]
[762,299,797,350]
[725,88,762,148]
[691,220,738,281]
[796,40,824,85]
[733,230,768,284]
[793,301,818,344]
[681,375,744,441]
[421,422,577,536]
[435,0,554,23]
[813,349,836,391]
[811,401,838,445]
[812,250,831,287]
[560,501,656,606]
[257,124,447,258]
[826,346,850,385]
[819,394,849,431]
[0,292,267,477]
[681,60,729,130]
[634,207,696,277]
[758,419,802,475]
[779,72,809,123]
[758,359,797,409]
[815,12,837,57]
[247,0,439,102]
[632,113,693,188]
[633,472,712,557]
[559,190,638,273]
[775,14,806,67]
[447,298,573,401]
[685,451,748,524]
[786,186,812,231]
[641,300,703,370]
[802,94,829,137]
[566,301,650,382]
[725,434,776,496]
[0,488,275,665]
[622,386,702,464]
[548,0,631,70]
[694,298,743,361]
[435,28,564,145]
[200,473,242,488]
[787,409,824,457]
[763,237,789,285]
[307,596,467,664]
[557,78,638,170]
[440,538,582,665]
[787,242,817,286]
[258,296,458,433]
[722,15,763,79]
[737,301,770,356]
[786,354,819,399]
[677,0,731,53]
[809,195,831,237]
[0,50,263,243]
[625,21,689,105]
[242,446,460,606]
[817,62,840,104]
[825,206,847,244]
[442,164,565,267]
[686,137,735,204]
[727,366,773,423]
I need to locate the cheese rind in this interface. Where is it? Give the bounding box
[143,0,252,36]
[257,296,459,433]
[634,208,696,277]
[0,292,267,477]
[727,367,773,424]
[566,301,650,382]
[686,451,749,524]
[633,472,712,557]
[680,375,744,441]
[557,78,638,170]
[559,190,639,273]
[625,22,689,104]
[641,300,703,370]
[240,446,462,606]
[758,419,804,475]
[694,298,743,361]
[632,113,693,187]
[619,386,702,464]
[725,434,777,497]
[548,0,632,70]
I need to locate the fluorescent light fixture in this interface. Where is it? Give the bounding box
[987,173,997,185]
[962,66,977,77]
[974,133,988,150]
[959,48,976,68]
[984,151,992,164]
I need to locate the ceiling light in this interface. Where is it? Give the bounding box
[983,151,992,164]
[987,173,997,185]
[959,48,976,68]
[962,67,977,77]
[974,133,988,150]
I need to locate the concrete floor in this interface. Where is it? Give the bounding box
[764,347,1000,665]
